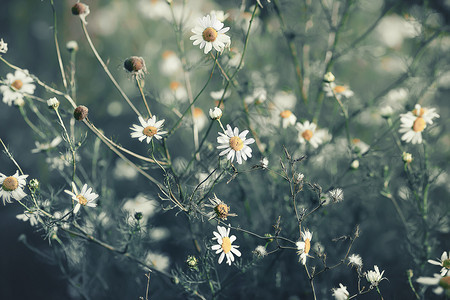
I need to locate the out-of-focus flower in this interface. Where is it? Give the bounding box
[193,107,208,131]
[123,194,159,224]
[253,245,268,258]
[144,252,170,272]
[324,82,354,100]
[0,70,35,106]
[279,110,297,128]
[217,124,255,164]
[161,81,188,105]
[210,10,229,22]
[159,50,182,76]
[0,38,8,54]
[130,116,167,143]
[137,0,171,20]
[399,104,440,144]
[211,225,241,266]
[0,171,28,205]
[402,152,413,163]
[31,136,62,153]
[376,14,421,48]
[71,2,90,25]
[417,274,450,295]
[64,182,98,214]
[328,188,344,203]
[428,251,450,276]
[323,72,335,82]
[332,283,349,300]
[16,210,40,226]
[210,89,231,101]
[260,157,269,169]
[296,121,329,148]
[296,229,313,265]
[113,159,138,180]
[190,13,231,54]
[366,265,386,287]
[66,40,79,52]
[351,138,369,155]
[244,87,267,105]
[379,105,394,118]
[350,160,359,169]
[204,194,237,220]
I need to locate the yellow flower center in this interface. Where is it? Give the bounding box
[412,107,426,116]
[443,259,450,269]
[302,129,314,141]
[12,79,23,90]
[215,203,230,220]
[280,110,292,119]
[229,136,244,151]
[439,276,450,290]
[170,81,180,91]
[143,126,158,137]
[412,117,426,132]
[304,238,311,254]
[334,85,346,94]
[2,176,19,191]
[221,236,232,254]
[202,27,218,42]
[193,107,204,118]
[77,194,88,206]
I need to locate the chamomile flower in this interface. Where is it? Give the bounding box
[64,182,98,214]
[348,254,363,268]
[190,13,231,54]
[332,283,350,300]
[417,274,450,295]
[399,104,440,144]
[16,210,40,226]
[366,265,386,287]
[130,116,167,143]
[428,251,450,276]
[296,121,329,148]
[0,70,36,106]
[296,229,313,265]
[159,50,182,76]
[217,124,255,164]
[204,194,237,220]
[279,110,297,128]
[0,171,28,205]
[211,225,241,266]
[324,82,354,100]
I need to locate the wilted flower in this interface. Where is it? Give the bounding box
[0,171,28,205]
[190,13,231,54]
[366,265,386,287]
[399,104,440,144]
[332,283,349,300]
[204,194,237,220]
[211,225,241,266]
[328,188,344,203]
[71,2,90,25]
[348,254,363,269]
[47,97,60,109]
[64,182,98,214]
[217,124,255,164]
[123,56,147,79]
[296,229,313,265]
[130,116,168,143]
[253,245,268,258]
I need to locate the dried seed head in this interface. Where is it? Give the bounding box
[124,56,147,77]
[72,3,88,15]
[74,105,88,121]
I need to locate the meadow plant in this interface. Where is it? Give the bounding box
[0,0,449,299]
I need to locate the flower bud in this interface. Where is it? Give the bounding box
[66,41,79,52]
[209,107,222,120]
[134,212,143,221]
[350,160,359,169]
[74,105,88,121]
[323,72,335,82]
[402,152,412,163]
[186,255,198,269]
[47,97,60,109]
[29,179,40,191]
[0,38,8,54]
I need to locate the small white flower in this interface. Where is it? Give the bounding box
[0,70,36,106]
[64,182,98,214]
[0,38,8,54]
[217,124,255,164]
[279,110,297,128]
[253,245,268,258]
[211,225,241,265]
[190,13,231,54]
[296,229,313,265]
[159,50,182,76]
[31,136,63,154]
[324,82,354,100]
[144,251,170,272]
[328,188,344,203]
[417,273,449,295]
[348,254,363,268]
[210,89,231,100]
[351,138,369,154]
[379,105,394,118]
[428,251,450,276]
[0,171,28,205]
[244,87,267,105]
[260,157,269,169]
[123,193,159,225]
[402,152,413,163]
[332,283,350,300]
[47,97,60,109]
[193,107,208,131]
[204,194,236,220]
[138,0,171,21]
[16,210,40,226]
[66,40,79,52]
[399,104,440,144]
[130,116,168,143]
[296,121,329,148]
[366,265,386,287]
[209,107,222,120]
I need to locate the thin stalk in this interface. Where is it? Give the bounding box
[53,108,77,182]
[50,0,68,91]
[136,77,152,118]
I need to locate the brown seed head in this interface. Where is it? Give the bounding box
[124,56,146,73]
[74,105,88,121]
[72,3,88,15]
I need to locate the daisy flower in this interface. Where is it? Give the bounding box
[64,182,98,214]
[211,225,241,266]
[366,265,386,287]
[204,194,237,220]
[296,121,329,148]
[130,116,168,143]
[332,283,350,300]
[399,104,440,144]
[0,170,28,205]
[296,229,313,265]
[324,82,354,100]
[190,13,231,54]
[278,109,297,128]
[217,124,255,164]
[417,274,450,295]
[428,251,450,276]
[0,69,36,106]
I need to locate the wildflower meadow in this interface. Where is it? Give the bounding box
[1,0,449,299]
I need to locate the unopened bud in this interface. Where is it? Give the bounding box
[66,41,79,52]
[209,107,222,120]
[47,97,60,109]
[323,72,335,82]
